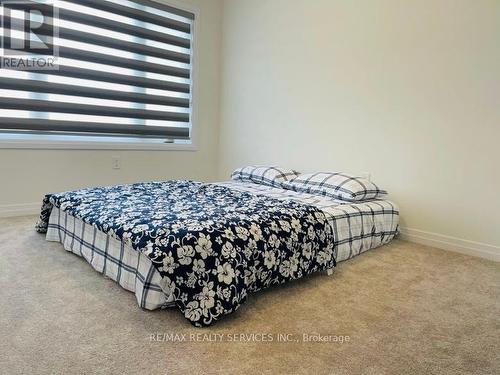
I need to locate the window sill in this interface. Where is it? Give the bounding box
[0,139,197,151]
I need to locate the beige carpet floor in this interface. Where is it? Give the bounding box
[0,215,498,375]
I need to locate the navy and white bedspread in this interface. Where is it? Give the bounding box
[36,181,335,326]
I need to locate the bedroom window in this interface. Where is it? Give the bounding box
[0,0,196,149]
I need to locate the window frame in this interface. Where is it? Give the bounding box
[0,0,200,151]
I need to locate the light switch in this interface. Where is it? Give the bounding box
[112,156,121,170]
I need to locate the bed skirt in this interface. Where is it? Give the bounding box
[46,207,175,310]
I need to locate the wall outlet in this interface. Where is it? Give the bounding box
[359,172,371,181]
[111,156,121,170]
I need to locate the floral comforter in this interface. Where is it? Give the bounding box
[36,181,335,326]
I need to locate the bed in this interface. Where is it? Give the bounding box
[36,179,399,326]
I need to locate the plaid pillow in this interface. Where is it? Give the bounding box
[281,172,387,201]
[231,166,300,187]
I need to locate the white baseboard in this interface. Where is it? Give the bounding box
[0,203,40,218]
[399,227,500,262]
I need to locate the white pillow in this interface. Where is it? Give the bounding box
[281,172,387,201]
[231,166,300,187]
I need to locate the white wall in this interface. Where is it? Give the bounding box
[219,0,500,247]
[0,0,223,212]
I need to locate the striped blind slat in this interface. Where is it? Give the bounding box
[58,8,191,48]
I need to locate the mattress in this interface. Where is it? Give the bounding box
[45,181,399,312]
[219,181,399,262]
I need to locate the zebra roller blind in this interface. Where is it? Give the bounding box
[0,0,194,141]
